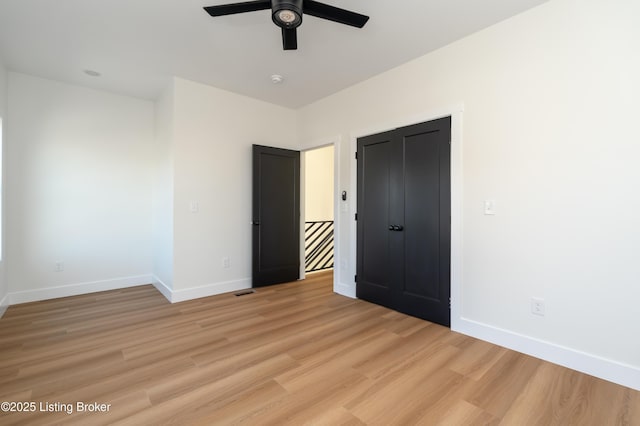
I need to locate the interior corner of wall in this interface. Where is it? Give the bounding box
[151,275,173,303]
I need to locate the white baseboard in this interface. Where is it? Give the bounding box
[151,276,251,303]
[335,281,356,299]
[151,275,173,302]
[0,292,9,318]
[453,317,640,392]
[9,275,153,305]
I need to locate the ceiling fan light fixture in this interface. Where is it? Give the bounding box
[277,10,298,24]
[272,0,303,28]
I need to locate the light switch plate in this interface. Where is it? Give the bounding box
[484,200,496,215]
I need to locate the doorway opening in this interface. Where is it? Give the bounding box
[302,145,334,276]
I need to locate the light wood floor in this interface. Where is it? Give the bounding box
[0,272,638,425]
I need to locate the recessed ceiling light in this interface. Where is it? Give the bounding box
[271,74,284,84]
[84,69,101,77]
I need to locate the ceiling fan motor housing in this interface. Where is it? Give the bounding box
[272,0,303,28]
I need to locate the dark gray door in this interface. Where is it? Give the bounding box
[252,145,300,287]
[356,129,396,307]
[357,117,451,326]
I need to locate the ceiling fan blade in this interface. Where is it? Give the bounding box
[282,28,298,50]
[303,0,369,28]
[203,0,271,17]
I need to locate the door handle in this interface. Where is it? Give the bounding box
[252,221,260,226]
[389,225,404,231]
[388,225,394,231]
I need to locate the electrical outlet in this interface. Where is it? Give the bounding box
[55,261,64,272]
[222,257,230,269]
[531,297,545,316]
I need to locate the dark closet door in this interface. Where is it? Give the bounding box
[252,145,300,287]
[396,118,451,326]
[356,117,451,327]
[356,129,398,306]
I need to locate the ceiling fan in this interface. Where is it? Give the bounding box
[203,0,369,50]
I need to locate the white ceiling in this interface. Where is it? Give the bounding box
[0,0,548,108]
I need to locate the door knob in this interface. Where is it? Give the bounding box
[388,225,394,231]
[395,225,404,231]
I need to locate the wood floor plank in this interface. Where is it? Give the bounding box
[434,400,500,426]
[346,344,463,423]
[352,324,450,380]
[303,406,366,426]
[500,362,636,425]
[30,355,194,402]
[194,379,289,425]
[252,370,372,425]
[116,354,298,425]
[447,338,509,381]
[464,349,543,418]
[276,328,400,391]
[0,272,638,425]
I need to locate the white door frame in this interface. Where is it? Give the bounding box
[299,137,341,290]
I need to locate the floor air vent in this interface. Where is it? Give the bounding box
[234,290,255,297]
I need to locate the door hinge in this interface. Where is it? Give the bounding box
[449,297,451,308]
[355,275,358,282]
[355,151,358,160]
[355,213,358,221]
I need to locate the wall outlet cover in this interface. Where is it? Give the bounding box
[531,297,545,316]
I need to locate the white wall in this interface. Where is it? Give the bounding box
[167,77,298,300]
[0,58,7,316]
[152,82,175,294]
[298,0,640,389]
[6,73,154,303]
[304,145,334,222]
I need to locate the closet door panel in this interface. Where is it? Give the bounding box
[395,117,451,326]
[356,132,394,305]
[402,132,441,300]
